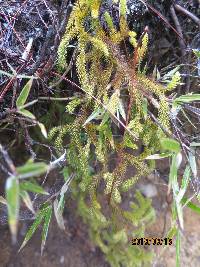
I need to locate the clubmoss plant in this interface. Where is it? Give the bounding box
[49,0,182,266]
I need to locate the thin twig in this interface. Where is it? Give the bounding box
[170,6,186,57]
[174,4,200,27]
[0,143,16,175]
[38,96,79,101]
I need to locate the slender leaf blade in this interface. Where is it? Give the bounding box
[20,190,35,214]
[160,138,181,153]
[188,151,197,178]
[16,162,48,179]
[38,123,48,138]
[16,78,33,108]
[174,94,200,105]
[19,209,45,252]
[146,152,172,160]
[181,197,200,215]
[176,230,181,267]
[6,176,20,242]
[83,108,103,126]
[20,181,49,195]
[41,205,52,255]
[17,109,36,119]
[53,199,65,230]
[176,166,190,203]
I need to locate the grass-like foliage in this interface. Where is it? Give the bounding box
[3,1,200,266]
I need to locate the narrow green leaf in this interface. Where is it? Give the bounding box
[176,166,190,203]
[60,175,74,196]
[142,98,148,119]
[181,197,200,215]
[54,199,65,231]
[6,176,20,242]
[20,190,35,214]
[162,66,180,81]
[169,153,182,196]
[166,226,177,240]
[176,202,184,230]
[20,181,49,195]
[19,209,45,252]
[118,100,126,121]
[38,123,48,138]
[176,230,181,267]
[146,152,172,160]
[83,108,104,126]
[160,138,181,153]
[61,167,70,182]
[193,49,200,58]
[174,94,200,105]
[17,109,36,119]
[169,153,184,229]
[41,205,52,255]
[100,112,110,126]
[16,78,33,108]
[188,151,197,178]
[57,194,65,213]
[16,162,48,179]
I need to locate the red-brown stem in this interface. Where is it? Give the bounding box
[0,62,27,101]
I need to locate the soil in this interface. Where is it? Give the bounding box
[0,200,109,267]
[1,169,200,267]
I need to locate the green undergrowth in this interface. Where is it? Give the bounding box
[49,0,180,266]
[2,1,200,267]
